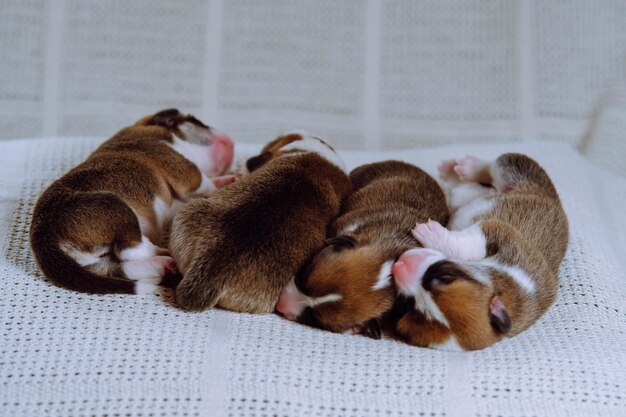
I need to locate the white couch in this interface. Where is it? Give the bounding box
[0,137,624,417]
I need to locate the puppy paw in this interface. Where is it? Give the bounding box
[453,155,488,183]
[212,174,238,189]
[411,220,450,250]
[151,256,178,275]
[438,159,460,181]
[123,256,177,281]
[155,246,170,256]
[135,277,160,295]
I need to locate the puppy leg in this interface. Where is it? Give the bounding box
[412,220,487,260]
[452,156,493,184]
[449,154,557,197]
[447,183,496,211]
[118,235,162,261]
[439,159,495,210]
[118,236,176,294]
[122,256,177,280]
[175,254,226,311]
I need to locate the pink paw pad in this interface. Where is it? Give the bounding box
[212,174,237,189]
[453,155,486,183]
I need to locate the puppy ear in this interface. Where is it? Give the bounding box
[360,318,382,339]
[246,152,271,172]
[152,108,181,128]
[325,235,357,251]
[489,296,511,334]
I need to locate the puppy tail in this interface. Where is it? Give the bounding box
[30,190,139,294]
[175,254,226,311]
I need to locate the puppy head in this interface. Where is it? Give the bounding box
[275,235,396,339]
[136,108,234,175]
[392,248,511,350]
[245,133,346,174]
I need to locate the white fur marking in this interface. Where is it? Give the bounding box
[445,223,488,261]
[192,174,218,197]
[87,257,117,275]
[122,259,162,281]
[152,197,169,230]
[60,243,108,266]
[413,287,450,327]
[305,293,343,307]
[118,236,158,261]
[483,259,536,293]
[430,336,464,351]
[169,135,212,175]
[449,198,495,230]
[280,135,347,173]
[463,264,493,286]
[342,222,362,234]
[135,278,159,295]
[448,183,495,210]
[372,261,393,290]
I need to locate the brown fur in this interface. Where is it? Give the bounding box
[396,153,569,350]
[30,109,231,294]
[170,134,351,313]
[291,161,449,336]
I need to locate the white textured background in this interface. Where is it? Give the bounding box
[2,0,626,162]
[1,2,625,417]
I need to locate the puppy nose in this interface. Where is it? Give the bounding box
[392,260,416,292]
[275,286,301,321]
[393,248,443,293]
[212,131,234,148]
[209,131,235,174]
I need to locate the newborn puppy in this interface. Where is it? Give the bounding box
[275,161,449,338]
[393,154,568,351]
[170,133,351,313]
[30,109,235,294]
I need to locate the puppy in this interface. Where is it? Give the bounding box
[169,133,351,313]
[275,161,449,338]
[30,109,235,295]
[392,154,568,351]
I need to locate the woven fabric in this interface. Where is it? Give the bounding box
[0,136,624,417]
[2,1,626,164]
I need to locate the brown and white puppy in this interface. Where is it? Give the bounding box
[275,161,449,338]
[392,154,569,351]
[30,109,235,295]
[169,133,351,313]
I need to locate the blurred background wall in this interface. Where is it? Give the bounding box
[1,0,626,152]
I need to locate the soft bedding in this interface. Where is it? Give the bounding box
[0,136,624,417]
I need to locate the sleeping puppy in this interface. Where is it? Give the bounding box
[30,109,235,295]
[275,161,449,338]
[392,154,568,351]
[169,133,351,313]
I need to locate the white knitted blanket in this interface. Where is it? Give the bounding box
[0,137,624,417]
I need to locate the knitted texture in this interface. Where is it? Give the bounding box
[2,1,626,164]
[0,137,624,417]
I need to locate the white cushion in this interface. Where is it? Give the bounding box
[0,137,624,417]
